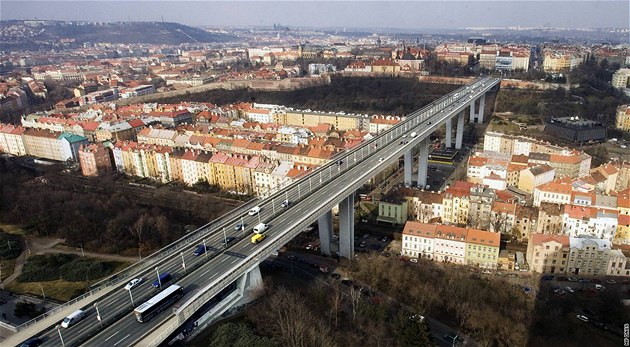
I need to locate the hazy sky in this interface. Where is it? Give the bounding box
[2,1,629,29]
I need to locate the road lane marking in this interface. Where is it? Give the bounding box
[220,258,228,263]
[105,331,120,342]
[113,333,131,346]
[200,269,210,276]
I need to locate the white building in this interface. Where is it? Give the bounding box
[401,222,436,259]
[562,204,618,241]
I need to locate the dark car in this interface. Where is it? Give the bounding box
[557,276,568,281]
[222,236,236,247]
[234,223,246,231]
[542,275,554,281]
[20,337,42,347]
[193,244,207,256]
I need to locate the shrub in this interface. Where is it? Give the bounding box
[17,254,115,283]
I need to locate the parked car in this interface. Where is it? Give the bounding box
[124,278,143,291]
[605,279,616,284]
[542,275,554,281]
[565,286,575,293]
[410,258,418,263]
[568,276,578,282]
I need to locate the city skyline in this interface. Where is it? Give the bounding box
[2,1,629,30]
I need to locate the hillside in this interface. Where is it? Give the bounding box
[0,20,235,49]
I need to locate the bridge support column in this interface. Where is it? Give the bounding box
[339,193,355,259]
[455,110,465,150]
[417,138,429,188]
[477,94,486,123]
[239,265,263,301]
[445,117,452,149]
[470,101,476,123]
[317,210,333,256]
[404,150,412,186]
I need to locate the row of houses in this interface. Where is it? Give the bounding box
[101,142,312,196]
[527,234,629,276]
[401,221,501,269]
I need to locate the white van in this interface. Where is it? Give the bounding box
[61,309,85,328]
[248,206,261,215]
[410,132,417,137]
[253,223,268,234]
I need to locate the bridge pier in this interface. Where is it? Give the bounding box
[404,150,413,186]
[455,110,465,150]
[417,138,429,188]
[470,101,476,123]
[338,193,355,259]
[477,94,486,123]
[317,210,333,256]
[445,117,452,149]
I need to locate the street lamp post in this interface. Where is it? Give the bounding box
[128,287,135,307]
[240,216,245,236]
[155,267,162,288]
[203,238,207,256]
[56,325,65,347]
[180,252,186,273]
[222,228,228,248]
[40,284,45,299]
[94,303,102,326]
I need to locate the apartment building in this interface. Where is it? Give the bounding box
[566,237,612,276]
[536,202,565,234]
[0,124,26,156]
[533,179,573,207]
[403,189,444,223]
[433,224,468,264]
[562,204,618,241]
[78,143,112,176]
[612,69,630,89]
[526,234,570,274]
[401,222,436,259]
[616,105,630,132]
[465,228,501,268]
[22,129,88,162]
[518,164,555,193]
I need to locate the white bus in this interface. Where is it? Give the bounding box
[133,284,184,323]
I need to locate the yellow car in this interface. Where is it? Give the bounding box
[251,233,266,244]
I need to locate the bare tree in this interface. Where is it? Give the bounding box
[329,281,343,329]
[350,285,362,320]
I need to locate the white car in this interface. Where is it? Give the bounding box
[248,206,261,215]
[410,258,418,263]
[124,278,143,291]
[564,286,575,293]
[576,315,589,323]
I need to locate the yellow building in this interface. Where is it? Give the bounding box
[616,188,630,245]
[465,228,501,269]
[616,105,630,132]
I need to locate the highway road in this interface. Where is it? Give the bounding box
[27,77,499,346]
